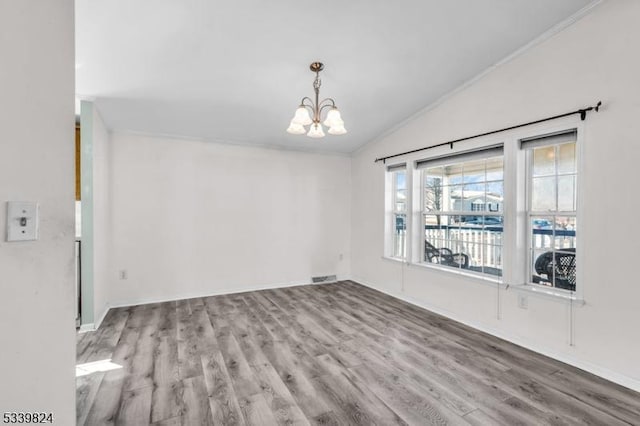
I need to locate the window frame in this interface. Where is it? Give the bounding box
[523,134,578,295]
[384,165,408,260]
[513,119,584,301]
[418,148,505,280]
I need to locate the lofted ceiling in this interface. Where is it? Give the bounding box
[76,0,596,154]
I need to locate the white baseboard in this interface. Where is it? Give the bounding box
[93,303,110,331]
[351,276,640,393]
[78,304,112,333]
[100,278,335,320]
[78,323,95,333]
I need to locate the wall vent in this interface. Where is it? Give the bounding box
[311,275,337,284]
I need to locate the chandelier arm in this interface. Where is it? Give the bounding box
[300,97,317,121]
[300,97,314,107]
[319,98,336,108]
[319,103,337,116]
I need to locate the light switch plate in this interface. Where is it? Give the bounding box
[6,201,39,241]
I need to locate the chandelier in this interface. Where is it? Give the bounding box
[286,62,347,138]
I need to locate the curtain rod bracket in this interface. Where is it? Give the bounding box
[581,100,602,120]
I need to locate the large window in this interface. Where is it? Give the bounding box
[419,147,504,278]
[382,126,579,296]
[389,167,407,259]
[523,131,577,291]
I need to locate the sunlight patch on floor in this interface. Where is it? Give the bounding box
[75,359,122,377]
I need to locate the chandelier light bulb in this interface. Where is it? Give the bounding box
[328,124,347,135]
[323,107,343,128]
[286,121,306,135]
[307,123,325,138]
[292,106,312,126]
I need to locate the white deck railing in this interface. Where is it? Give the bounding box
[425,227,576,269]
[394,227,576,270]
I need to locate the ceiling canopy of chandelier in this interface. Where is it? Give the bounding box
[286,62,347,138]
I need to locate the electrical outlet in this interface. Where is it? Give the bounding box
[119,270,128,280]
[518,294,528,309]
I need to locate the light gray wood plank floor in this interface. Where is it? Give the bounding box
[76,281,640,425]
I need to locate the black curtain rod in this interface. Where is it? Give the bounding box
[374,101,602,164]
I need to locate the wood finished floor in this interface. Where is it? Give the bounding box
[76,281,640,425]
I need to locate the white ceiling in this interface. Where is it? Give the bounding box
[76,0,595,154]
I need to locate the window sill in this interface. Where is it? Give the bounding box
[410,262,507,288]
[510,283,585,305]
[381,256,407,264]
[379,258,583,304]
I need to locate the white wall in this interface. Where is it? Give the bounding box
[103,133,351,306]
[0,0,76,423]
[351,0,640,391]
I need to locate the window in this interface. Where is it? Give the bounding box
[419,147,504,278]
[388,166,407,259]
[522,131,577,292]
[382,125,580,296]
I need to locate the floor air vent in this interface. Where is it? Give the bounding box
[311,275,337,284]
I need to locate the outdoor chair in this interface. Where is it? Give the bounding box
[533,248,576,291]
[425,241,469,269]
